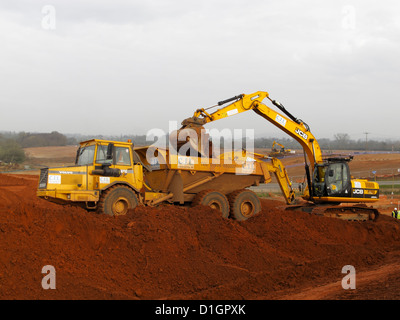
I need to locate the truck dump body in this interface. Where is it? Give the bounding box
[134,146,274,204]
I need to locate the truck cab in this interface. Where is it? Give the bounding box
[37,139,144,213]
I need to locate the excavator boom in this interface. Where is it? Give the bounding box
[185,91,323,168]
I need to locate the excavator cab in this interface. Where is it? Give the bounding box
[312,160,352,198]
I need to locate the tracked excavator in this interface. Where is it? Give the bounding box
[178,91,380,221]
[270,141,293,157]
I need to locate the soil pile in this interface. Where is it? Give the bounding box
[1,173,400,299]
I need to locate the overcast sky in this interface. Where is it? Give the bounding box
[1,0,399,141]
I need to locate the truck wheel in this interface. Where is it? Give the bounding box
[228,190,261,221]
[192,190,230,218]
[98,185,138,216]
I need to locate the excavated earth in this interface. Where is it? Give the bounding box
[1,173,400,300]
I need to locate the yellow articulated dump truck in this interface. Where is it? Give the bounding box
[37,138,295,220]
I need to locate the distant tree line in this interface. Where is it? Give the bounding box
[0,138,26,163]
[65,134,149,146]
[0,131,74,164]
[3,131,75,148]
[253,134,400,152]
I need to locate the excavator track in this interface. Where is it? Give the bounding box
[285,203,380,222]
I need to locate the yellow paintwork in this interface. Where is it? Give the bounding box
[182,91,379,204]
[137,146,270,177]
[37,91,379,211]
[189,91,323,167]
[144,192,168,202]
[37,189,99,202]
[37,139,143,205]
[38,138,296,208]
[136,147,294,203]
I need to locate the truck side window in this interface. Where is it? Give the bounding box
[96,144,113,165]
[115,147,131,166]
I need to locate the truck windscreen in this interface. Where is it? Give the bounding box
[77,145,95,166]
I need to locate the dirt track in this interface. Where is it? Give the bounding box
[1,173,400,300]
[280,258,400,300]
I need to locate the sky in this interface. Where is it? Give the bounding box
[0,0,399,141]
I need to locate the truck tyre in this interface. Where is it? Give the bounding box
[192,190,230,218]
[98,185,138,216]
[228,190,261,221]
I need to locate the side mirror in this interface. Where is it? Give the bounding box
[106,143,114,160]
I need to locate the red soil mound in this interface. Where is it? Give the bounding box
[1,173,400,299]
